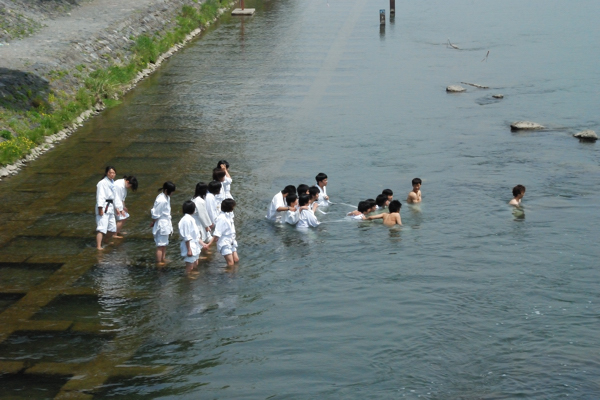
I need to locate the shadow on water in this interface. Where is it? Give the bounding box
[0,68,52,112]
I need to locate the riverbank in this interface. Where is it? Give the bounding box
[0,0,234,175]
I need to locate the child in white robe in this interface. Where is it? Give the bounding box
[217,160,233,199]
[206,199,239,267]
[151,181,175,265]
[95,166,118,250]
[179,200,209,275]
[266,185,297,222]
[114,175,138,238]
[206,180,222,225]
[297,194,320,229]
[191,182,213,243]
[283,194,299,225]
[213,168,228,205]
[315,172,331,207]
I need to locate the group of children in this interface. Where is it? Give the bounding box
[149,160,238,275]
[95,161,239,276]
[96,164,525,275]
[266,173,332,228]
[266,175,425,228]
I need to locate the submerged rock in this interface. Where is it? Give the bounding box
[510,121,544,131]
[573,130,598,142]
[492,94,504,99]
[446,85,466,93]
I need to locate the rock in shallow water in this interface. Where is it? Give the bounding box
[510,121,544,131]
[492,94,503,99]
[446,85,466,93]
[573,130,597,141]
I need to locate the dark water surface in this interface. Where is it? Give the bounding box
[1,0,599,398]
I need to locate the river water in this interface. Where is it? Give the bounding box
[1,0,599,398]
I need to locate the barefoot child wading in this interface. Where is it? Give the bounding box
[151,181,175,265]
[114,175,138,238]
[95,166,118,250]
[179,200,209,275]
[206,199,239,267]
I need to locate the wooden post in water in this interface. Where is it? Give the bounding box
[232,0,255,15]
[390,0,395,14]
[380,9,385,25]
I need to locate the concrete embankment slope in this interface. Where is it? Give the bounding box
[0,0,232,175]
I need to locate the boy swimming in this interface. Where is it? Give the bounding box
[382,188,393,202]
[509,184,526,206]
[347,200,376,220]
[375,194,389,210]
[367,200,402,226]
[406,178,422,204]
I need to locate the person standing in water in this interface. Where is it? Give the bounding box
[179,200,209,275]
[266,185,297,222]
[315,173,331,207]
[206,199,239,267]
[217,160,233,199]
[95,166,118,250]
[191,182,213,244]
[509,185,526,207]
[367,200,402,226]
[114,175,138,238]
[151,181,176,265]
[406,178,422,204]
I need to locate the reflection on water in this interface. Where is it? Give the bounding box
[1,0,600,398]
[512,206,525,220]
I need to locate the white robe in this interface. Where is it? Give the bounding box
[205,193,220,225]
[351,213,365,220]
[213,211,237,251]
[179,214,201,258]
[297,208,320,228]
[96,176,117,215]
[317,185,330,207]
[284,209,299,225]
[266,192,285,222]
[113,179,128,217]
[221,176,233,199]
[192,196,212,241]
[150,193,173,236]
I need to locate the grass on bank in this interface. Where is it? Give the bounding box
[0,0,230,166]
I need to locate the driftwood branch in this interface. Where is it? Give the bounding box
[461,82,489,89]
[447,39,459,50]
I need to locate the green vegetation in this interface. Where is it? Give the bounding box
[0,0,231,166]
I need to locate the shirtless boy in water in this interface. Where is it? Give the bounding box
[508,185,526,206]
[367,200,402,226]
[406,178,422,204]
